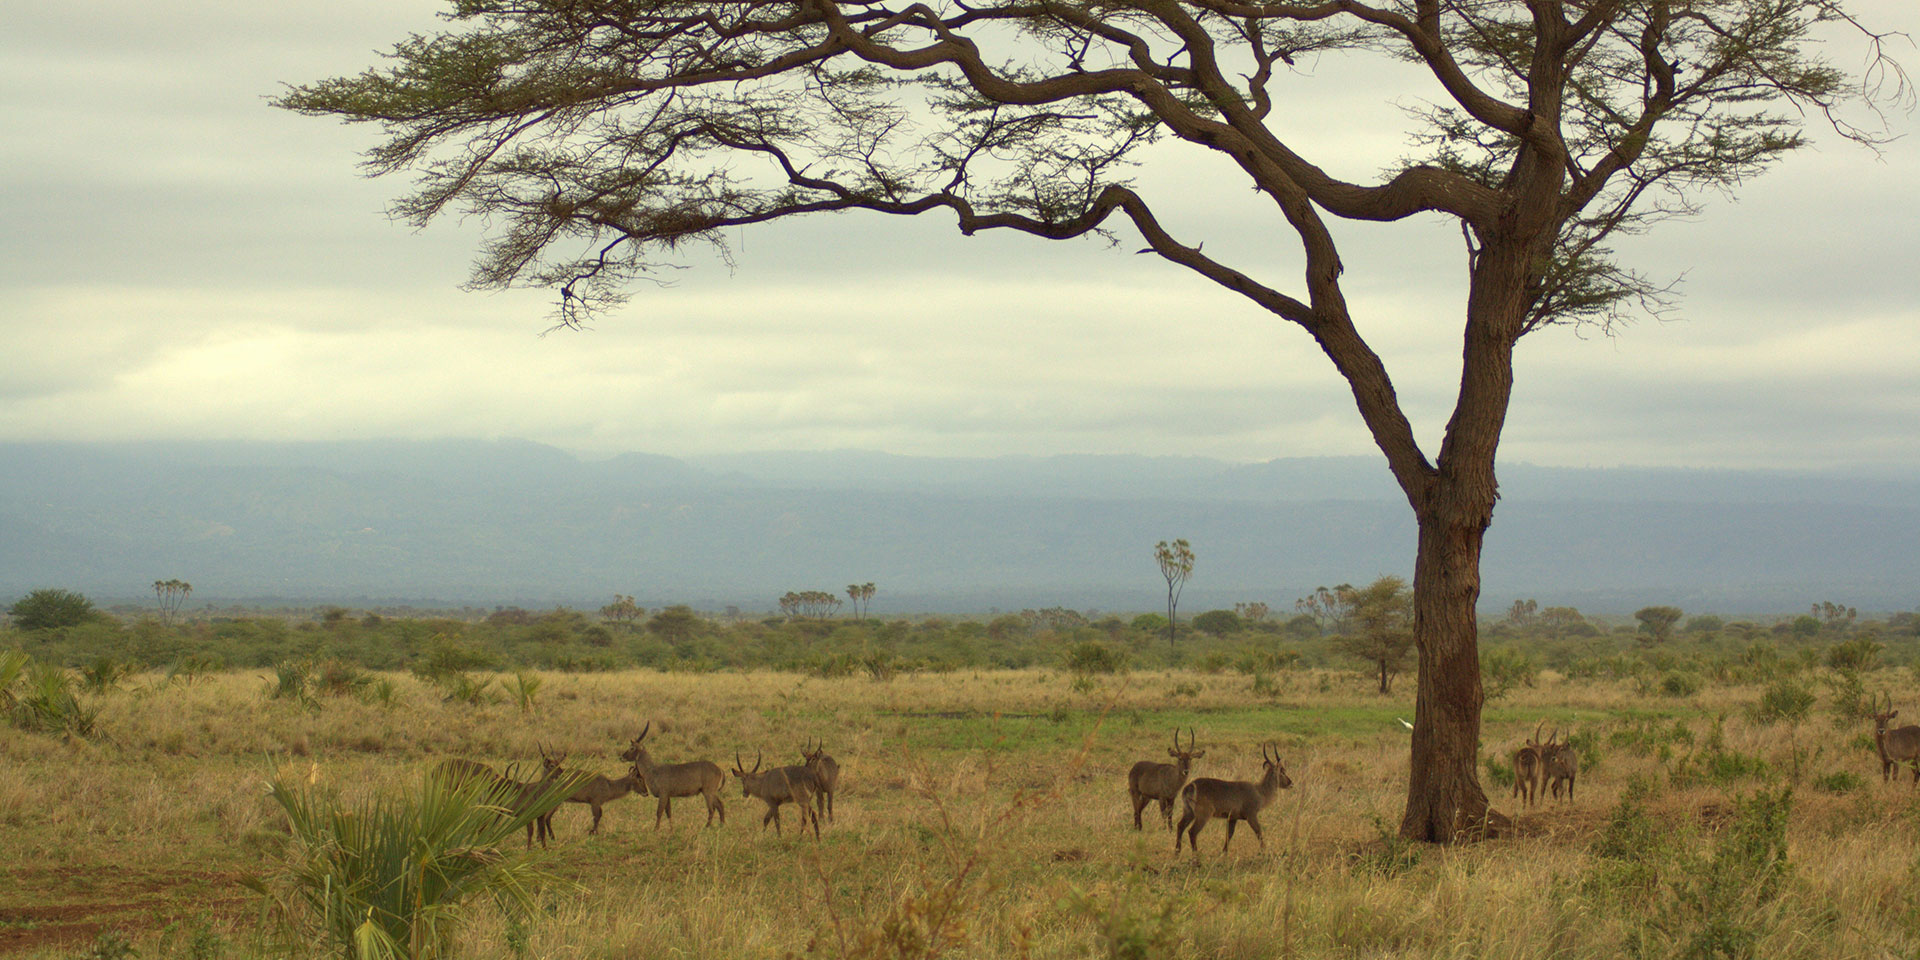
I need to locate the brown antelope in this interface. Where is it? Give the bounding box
[620,721,727,828]
[1871,694,1920,784]
[732,751,820,838]
[1540,728,1579,802]
[1510,721,1545,808]
[801,739,841,824]
[511,745,572,849]
[1128,728,1204,830]
[1174,743,1292,859]
[554,764,647,835]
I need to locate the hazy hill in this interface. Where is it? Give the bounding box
[1,440,1915,614]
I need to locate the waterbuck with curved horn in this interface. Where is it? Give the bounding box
[1539,727,1579,802]
[620,721,727,829]
[732,751,820,838]
[1871,694,1920,784]
[1128,728,1205,830]
[1174,742,1292,860]
[801,739,841,824]
[1511,720,1546,808]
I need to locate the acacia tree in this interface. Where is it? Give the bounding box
[1334,576,1415,694]
[282,0,1898,840]
[1154,539,1195,647]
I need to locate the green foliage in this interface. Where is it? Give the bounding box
[435,672,500,706]
[1059,882,1187,960]
[1480,646,1538,702]
[265,661,314,707]
[1587,777,1670,898]
[312,659,369,697]
[1190,610,1243,636]
[1128,613,1169,634]
[73,931,139,960]
[1660,671,1703,698]
[78,656,135,694]
[248,772,577,960]
[5,656,100,738]
[167,654,223,686]
[508,671,543,713]
[1813,771,1864,793]
[1352,813,1424,878]
[1635,606,1684,644]
[1062,641,1128,676]
[411,641,498,681]
[9,588,98,631]
[1754,678,1815,725]
[1825,636,1883,672]
[1668,788,1794,960]
[1484,752,1515,788]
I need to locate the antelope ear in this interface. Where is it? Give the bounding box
[1168,748,1181,758]
[1191,750,1206,759]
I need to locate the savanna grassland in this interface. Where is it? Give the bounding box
[7,657,1920,960]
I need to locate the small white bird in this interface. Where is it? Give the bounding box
[1397,717,1415,731]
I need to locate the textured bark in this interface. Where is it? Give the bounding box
[1399,510,1493,841]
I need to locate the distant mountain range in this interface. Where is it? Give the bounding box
[2,440,1915,615]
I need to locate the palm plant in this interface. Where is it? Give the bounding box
[251,771,579,960]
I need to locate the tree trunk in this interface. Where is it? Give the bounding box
[1398,494,1494,841]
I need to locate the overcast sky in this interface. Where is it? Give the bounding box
[2,0,1916,472]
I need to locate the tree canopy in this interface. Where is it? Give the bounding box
[282,0,1902,841]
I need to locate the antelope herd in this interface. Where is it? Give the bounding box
[428,704,1919,855]
[1509,721,1579,808]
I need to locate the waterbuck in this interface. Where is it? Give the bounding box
[554,763,647,835]
[620,721,727,828]
[510,745,573,849]
[802,739,841,824]
[1871,694,1920,784]
[732,751,820,838]
[1174,743,1292,860]
[1510,721,1546,808]
[1128,728,1204,830]
[1540,728,1579,802]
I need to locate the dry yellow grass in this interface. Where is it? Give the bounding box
[3,667,1919,959]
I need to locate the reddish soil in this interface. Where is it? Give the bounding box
[0,868,251,956]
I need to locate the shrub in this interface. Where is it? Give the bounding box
[1660,671,1703,698]
[247,773,576,960]
[1825,636,1883,672]
[265,661,313,705]
[7,658,100,738]
[8,588,98,630]
[313,659,370,697]
[1754,678,1815,725]
[1813,771,1864,793]
[1062,641,1128,676]
[1190,609,1243,636]
[1481,647,1538,701]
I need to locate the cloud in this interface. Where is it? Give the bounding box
[0,0,1914,472]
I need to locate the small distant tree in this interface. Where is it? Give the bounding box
[1192,610,1245,637]
[1233,602,1271,624]
[1811,601,1858,630]
[1634,606,1684,644]
[1336,577,1416,694]
[1539,606,1587,640]
[1295,585,1356,634]
[1154,539,1195,648]
[1503,599,1538,630]
[9,589,97,631]
[153,579,192,627]
[846,582,877,619]
[646,605,701,644]
[599,594,645,630]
